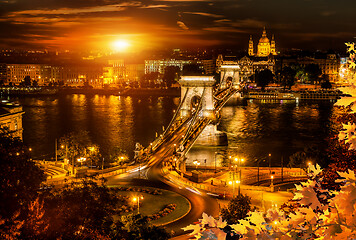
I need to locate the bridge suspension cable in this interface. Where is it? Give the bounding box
[161,88,190,138]
[181,87,206,147]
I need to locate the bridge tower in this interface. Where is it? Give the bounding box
[219,65,240,89]
[179,76,216,119]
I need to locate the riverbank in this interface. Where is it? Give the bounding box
[0,86,180,97]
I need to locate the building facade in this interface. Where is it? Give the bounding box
[144,59,200,74]
[0,101,24,140]
[6,64,41,85]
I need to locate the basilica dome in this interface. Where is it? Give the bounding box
[259,36,270,44]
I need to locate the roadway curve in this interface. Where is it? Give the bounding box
[106,122,220,236]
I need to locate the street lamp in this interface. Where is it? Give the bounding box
[229,180,240,197]
[77,157,86,167]
[193,160,200,169]
[234,158,244,195]
[268,153,271,174]
[132,195,144,214]
[270,175,274,192]
[307,162,312,174]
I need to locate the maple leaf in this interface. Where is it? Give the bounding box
[346,42,355,53]
[337,169,356,182]
[266,208,285,222]
[230,223,248,235]
[350,61,356,70]
[200,212,217,227]
[182,223,205,237]
[215,216,227,229]
[308,164,323,178]
[335,97,356,107]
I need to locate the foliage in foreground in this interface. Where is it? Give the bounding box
[183,165,356,239]
[0,129,170,240]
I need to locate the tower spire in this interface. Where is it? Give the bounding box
[248,35,254,56]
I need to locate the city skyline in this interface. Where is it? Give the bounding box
[0,0,355,52]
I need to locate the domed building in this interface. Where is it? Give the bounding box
[249,27,277,57]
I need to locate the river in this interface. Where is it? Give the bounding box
[15,94,336,168]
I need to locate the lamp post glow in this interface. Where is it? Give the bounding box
[268,153,271,174]
[193,160,200,169]
[229,180,240,197]
[270,175,274,192]
[307,162,312,174]
[132,195,144,214]
[234,157,244,195]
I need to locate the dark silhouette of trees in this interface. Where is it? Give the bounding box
[163,66,180,88]
[23,76,32,87]
[280,66,296,89]
[221,194,252,224]
[304,64,322,84]
[58,131,101,166]
[0,128,45,219]
[182,64,204,75]
[321,74,332,89]
[255,69,274,90]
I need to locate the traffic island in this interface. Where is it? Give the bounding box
[110,186,191,226]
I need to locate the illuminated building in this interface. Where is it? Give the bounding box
[0,63,6,83]
[216,54,276,81]
[0,100,24,140]
[61,66,103,87]
[249,27,277,57]
[6,64,41,85]
[144,59,199,74]
[125,64,145,83]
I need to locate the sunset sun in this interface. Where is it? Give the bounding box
[112,40,130,52]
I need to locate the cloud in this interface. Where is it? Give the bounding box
[203,26,246,33]
[177,20,189,30]
[6,2,141,17]
[183,11,224,18]
[140,4,170,9]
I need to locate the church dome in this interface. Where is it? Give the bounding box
[259,27,270,44]
[259,36,270,44]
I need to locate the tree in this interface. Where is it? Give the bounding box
[288,151,307,168]
[321,74,332,89]
[280,66,296,89]
[221,194,252,224]
[116,213,171,240]
[108,147,129,166]
[58,131,100,166]
[141,72,159,88]
[163,66,180,88]
[0,128,45,219]
[304,64,322,84]
[182,64,204,75]
[23,75,32,87]
[255,69,273,90]
[42,180,126,239]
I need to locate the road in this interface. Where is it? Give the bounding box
[106,120,220,236]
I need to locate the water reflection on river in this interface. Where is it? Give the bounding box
[16,95,335,167]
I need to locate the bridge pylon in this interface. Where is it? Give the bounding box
[179,76,216,119]
[219,65,240,89]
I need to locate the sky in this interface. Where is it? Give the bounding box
[0,0,355,52]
